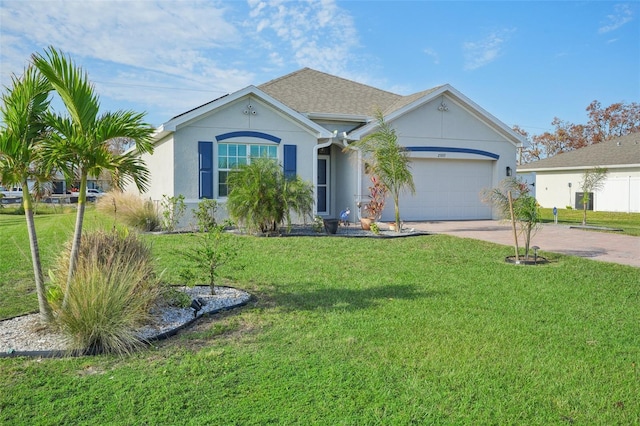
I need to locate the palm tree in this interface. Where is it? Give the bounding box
[32,46,155,297]
[0,64,53,321]
[481,177,541,260]
[226,157,314,233]
[349,110,415,232]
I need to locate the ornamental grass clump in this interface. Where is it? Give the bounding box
[48,230,161,355]
[97,191,161,231]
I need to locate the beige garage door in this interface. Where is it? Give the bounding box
[381,159,493,221]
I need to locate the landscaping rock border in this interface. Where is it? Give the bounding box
[0,286,251,358]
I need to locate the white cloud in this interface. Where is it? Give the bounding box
[599,3,634,34]
[463,28,515,71]
[245,0,359,76]
[0,1,254,124]
[0,0,365,125]
[424,48,440,65]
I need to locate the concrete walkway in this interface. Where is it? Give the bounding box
[406,220,640,268]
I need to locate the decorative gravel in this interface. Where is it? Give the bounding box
[0,286,250,355]
[235,224,427,238]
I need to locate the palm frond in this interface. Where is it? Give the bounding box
[32,46,100,134]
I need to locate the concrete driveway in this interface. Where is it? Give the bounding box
[406,220,640,268]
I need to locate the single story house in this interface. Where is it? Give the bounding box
[131,68,522,224]
[517,132,640,213]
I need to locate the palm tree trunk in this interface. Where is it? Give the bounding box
[64,172,88,306]
[394,194,401,232]
[508,192,520,262]
[23,186,52,321]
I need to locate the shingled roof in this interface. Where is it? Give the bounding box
[259,67,435,117]
[518,132,640,170]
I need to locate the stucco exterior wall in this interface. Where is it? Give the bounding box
[332,143,358,222]
[151,95,321,226]
[130,135,174,201]
[392,95,517,186]
[525,167,640,212]
[170,95,319,202]
[356,95,518,221]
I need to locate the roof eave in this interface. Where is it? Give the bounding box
[152,86,334,142]
[518,163,640,173]
[305,112,372,123]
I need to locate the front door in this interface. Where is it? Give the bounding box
[317,155,330,215]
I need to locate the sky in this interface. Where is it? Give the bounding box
[1,0,638,136]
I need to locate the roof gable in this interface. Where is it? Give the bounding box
[152,85,333,141]
[349,84,524,146]
[518,132,640,170]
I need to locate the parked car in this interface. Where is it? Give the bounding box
[70,188,105,197]
[0,186,24,198]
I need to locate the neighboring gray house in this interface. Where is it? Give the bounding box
[131,68,522,223]
[517,132,640,213]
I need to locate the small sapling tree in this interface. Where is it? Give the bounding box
[180,220,240,295]
[579,167,608,225]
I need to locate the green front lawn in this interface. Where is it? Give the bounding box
[539,208,640,236]
[1,211,639,424]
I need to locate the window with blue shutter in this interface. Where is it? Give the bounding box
[198,141,213,199]
[283,144,297,179]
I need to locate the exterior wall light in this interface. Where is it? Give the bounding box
[506,166,512,176]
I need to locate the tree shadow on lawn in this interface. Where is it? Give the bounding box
[263,283,445,312]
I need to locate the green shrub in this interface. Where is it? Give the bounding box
[369,222,380,234]
[192,198,218,232]
[48,230,161,354]
[312,215,324,233]
[226,157,313,233]
[161,194,186,232]
[97,191,161,231]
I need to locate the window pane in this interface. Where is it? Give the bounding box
[238,144,247,157]
[238,157,247,166]
[228,157,237,168]
[218,157,227,168]
[268,145,277,158]
[317,159,327,184]
[218,144,227,156]
[228,144,237,156]
[260,146,268,157]
[218,171,227,197]
[250,145,259,157]
[317,187,327,212]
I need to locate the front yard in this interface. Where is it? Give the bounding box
[0,210,638,424]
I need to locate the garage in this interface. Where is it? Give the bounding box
[382,158,494,221]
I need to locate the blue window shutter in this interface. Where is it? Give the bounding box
[198,141,213,198]
[283,144,297,179]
